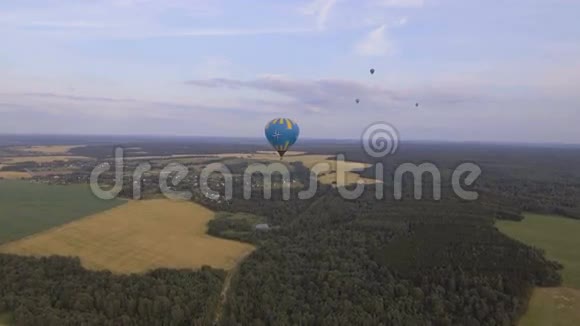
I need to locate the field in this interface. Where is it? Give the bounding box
[125,154,213,160]
[267,153,375,185]
[0,156,90,164]
[520,287,580,326]
[11,145,84,154]
[209,152,376,185]
[497,213,580,287]
[0,144,89,163]
[0,199,256,274]
[0,180,125,244]
[0,313,12,326]
[0,171,31,179]
[497,213,580,325]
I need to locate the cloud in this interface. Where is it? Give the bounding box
[14,92,139,104]
[354,25,391,56]
[300,0,338,31]
[186,76,399,104]
[0,92,287,120]
[185,75,484,109]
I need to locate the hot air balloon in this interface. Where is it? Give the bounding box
[370,68,375,75]
[355,98,360,104]
[265,118,300,159]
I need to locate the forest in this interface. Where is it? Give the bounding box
[216,189,562,326]
[0,255,224,325]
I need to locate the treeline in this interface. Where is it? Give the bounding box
[350,143,580,220]
[207,212,268,243]
[0,162,41,171]
[0,255,225,326]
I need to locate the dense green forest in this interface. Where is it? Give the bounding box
[215,190,561,326]
[0,255,224,325]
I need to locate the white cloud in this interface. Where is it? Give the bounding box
[184,75,481,108]
[354,25,391,56]
[300,0,338,31]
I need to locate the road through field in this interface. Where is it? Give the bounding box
[213,250,254,325]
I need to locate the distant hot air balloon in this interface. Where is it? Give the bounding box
[265,118,300,159]
[416,103,419,107]
[355,98,360,104]
[370,68,375,75]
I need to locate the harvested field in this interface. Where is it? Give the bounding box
[0,156,91,164]
[0,171,32,179]
[12,145,84,154]
[125,154,216,161]
[0,199,256,274]
[520,287,580,326]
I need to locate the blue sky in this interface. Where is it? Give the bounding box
[1,0,579,143]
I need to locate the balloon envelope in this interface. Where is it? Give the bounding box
[264,118,300,157]
[370,68,375,74]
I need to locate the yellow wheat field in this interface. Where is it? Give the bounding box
[0,199,256,274]
[0,171,32,179]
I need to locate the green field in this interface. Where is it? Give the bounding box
[497,213,580,326]
[0,180,125,244]
[497,213,580,288]
[0,313,13,326]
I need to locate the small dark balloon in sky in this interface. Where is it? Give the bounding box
[370,68,375,75]
[355,98,360,104]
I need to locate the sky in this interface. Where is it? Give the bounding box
[1,0,579,143]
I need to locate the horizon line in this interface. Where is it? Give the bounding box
[1,132,579,148]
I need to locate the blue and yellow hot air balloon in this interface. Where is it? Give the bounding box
[264,118,300,159]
